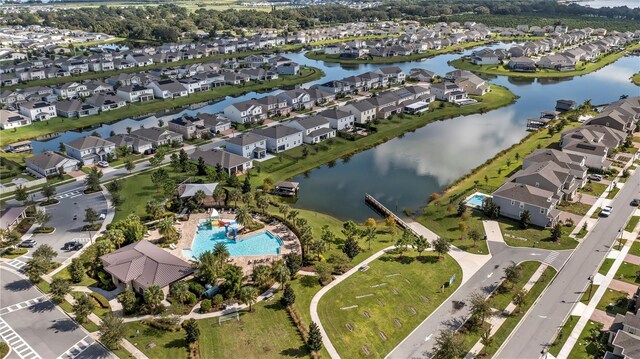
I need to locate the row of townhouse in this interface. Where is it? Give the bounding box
[0,55,301,124]
[489,96,640,228]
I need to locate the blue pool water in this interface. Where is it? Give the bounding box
[467,193,491,208]
[184,224,283,260]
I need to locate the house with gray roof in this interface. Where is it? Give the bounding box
[607,304,640,359]
[318,108,355,130]
[55,99,100,118]
[492,182,561,228]
[225,133,267,159]
[24,151,79,177]
[106,134,153,154]
[190,148,253,175]
[223,99,265,124]
[64,135,116,165]
[130,127,183,148]
[285,115,336,144]
[523,149,587,186]
[100,240,194,295]
[148,79,188,99]
[342,100,377,124]
[509,161,580,201]
[0,110,31,130]
[252,125,303,153]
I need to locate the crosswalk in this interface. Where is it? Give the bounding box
[57,335,95,359]
[55,190,83,200]
[543,251,559,265]
[0,317,41,359]
[7,258,27,272]
[0,296,46,316]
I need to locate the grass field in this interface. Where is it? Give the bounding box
[599,258,615,275]
[626,216,640,232]
[317,251,462,359]
[596,288,631,315]
[566,320,604,359]
[1,68,323,146]
[122,295,307,359]
[629,241,640,257]
[499,219,577,250]
[613,261,640,286]
[52,266,98,287]
[418,117,582,253]
[449,42,640,78]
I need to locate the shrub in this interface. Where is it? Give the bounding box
[212,294,224,307]
[185,292,197,305]
[187,281,204,297]
[200,299,212,313]
[142,316,181,332]
[90,292,110,309]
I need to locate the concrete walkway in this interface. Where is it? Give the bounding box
[556,237,633,358]
[483,220,504,245]
[465,263,549,358]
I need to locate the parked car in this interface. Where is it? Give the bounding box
[19,239,37,248]
[631,199,640,207]
[99,213,106,220]
[589,174,603,181]
[97,161,109,168]
[600,205,613,217]
[63,241,83,251]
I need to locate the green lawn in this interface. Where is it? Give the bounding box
[52,266,98,287]
[418,117,582,253]
[499,219,578,250]
[613,261,640,286]
[626,216,640,232]
[449,42,640,78]
[317,251,462,359]
[480,266,557,357]
[557,201,592,216]
[566,320,605,359]
[629,241,640,257]
[607,185,620,199]
[123,296,308,359]
[548,315,580,356]
[579,181,608,197]
[596,288,631,315]
[599,258,615,276]
[1,68,323,146]
[0,248,28,259]
[580,285,600,304]
[488,261,541,311]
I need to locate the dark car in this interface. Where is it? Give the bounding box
[19,239,37,248]
[63,241,83,251]
[632,199,640,207]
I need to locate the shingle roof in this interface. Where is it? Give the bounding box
[493,182,557,208]
[288,115,329,129]
[100,240,194,289]
[253,125,302,139]
[226,133,265,146]
[190,148,251,169]
[65,136,114,151]
[25,151,73,170]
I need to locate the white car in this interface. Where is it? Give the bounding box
[600,206,613,217]
[97,161,109,168]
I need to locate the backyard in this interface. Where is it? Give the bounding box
[317,251,462,359]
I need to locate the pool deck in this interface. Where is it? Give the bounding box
[464,191,493,209]
[171,210,301,275]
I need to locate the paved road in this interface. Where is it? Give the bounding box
[496,168,640,358]
[387,240,571,358]
[0,266,112,359]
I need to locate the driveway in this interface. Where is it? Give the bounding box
[0,266,112,359]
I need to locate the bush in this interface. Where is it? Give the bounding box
[90,292,110,309]
[212,294,224,307]
[142,316,182,332]
[200,299,212,313]
[188,281,204,297]
[185,292,197,305]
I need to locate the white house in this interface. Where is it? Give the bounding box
[19,101,57,121]
[318,108,355,130]
[342,100,377,124]
[252,125,303,153]
[223,100,265,124]
[25,151,79,177]
[64,135,116,165]
[116,84,154,103]
[285,115,336,144]
[225,133,267,159]
[148,80,188,99]
[0,110,31,129]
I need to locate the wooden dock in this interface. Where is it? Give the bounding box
[364,193,421,238]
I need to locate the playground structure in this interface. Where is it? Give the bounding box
[205,209,244,241]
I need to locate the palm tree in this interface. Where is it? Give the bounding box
[172,282,190,304]
[213,186,226,206]
[256,195,269,215]
[158,217,179,242]
[212,243,229,271]
[239,286,258,312]
[143,285,164,313]
[271,261,290,287]
[228,188,241,208]
[278,203,290,218]
[104,229,125,249]
[286,210,299,222]
[193,190,206,210]
[235,206,253,228]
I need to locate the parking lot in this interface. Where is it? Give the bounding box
[0,267,112,359]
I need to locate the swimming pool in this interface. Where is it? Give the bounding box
[184,223,284,260]
[466,193,492,208]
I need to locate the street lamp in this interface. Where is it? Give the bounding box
[618,228,624,250]
[587,275,594,301]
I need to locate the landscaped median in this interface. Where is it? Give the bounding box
[448,42,640,78]
[253,84,518,187]
[0,67,324,146]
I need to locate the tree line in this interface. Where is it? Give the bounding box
[3,1,639,43]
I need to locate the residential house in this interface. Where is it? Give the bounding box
[508,161,580,201]
[318,108,355,130]
[286,115,336,144]
[24,151,79,177]
[100,240,194,296]
[168,115,209,139]
[277,89,314,110]
[409,68,436,82]
[252,125,303,153]
[506,57,537,72]
[606,299,640,359]
[18,101,57,121]
[223,100,266,124]
[367,93,402,119]
[85,94,126,112]
[195,113,232,134]
[130,127,183,148]
[255,95,291,117]
[189,148,253,175]
[0,110,31,129]
[64,135,116,165]
[116,84,154,103]
[492,182,561,228]
[374,66,406,84]
[523,149,588,187]
[55,99,100,118]
[106,134,153,154]
[225,133,267,159]
[431,82,468,103]
[148,80,188,99]
[305,88,335,105]
[342,100,377,124]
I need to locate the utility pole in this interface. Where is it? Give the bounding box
[587,275,594,301]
